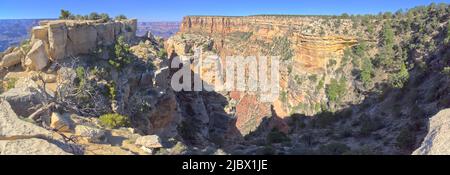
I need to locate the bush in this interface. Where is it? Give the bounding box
[157,49,168,59]
[396,127,416,150]
[266,36,294,61]
[442,67,450,76]
[360,57,374,87]
[109,36,133,70]
[99,113,129,129]
[359,117,383,136]
[318,142,350,155]
[5,78,18,90]
[326,78,346,103]
[88,12,101,20]
[390,62,409,88]
[115,15,128,21]
[312,111,336,128]
[59,9,72,19]
[267,128,290,143]
[445,23,450,45]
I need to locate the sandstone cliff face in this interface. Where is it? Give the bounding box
[32,19,137,61]
[169,16,362,137]
[0,19,137,70]
[413,109,450,155]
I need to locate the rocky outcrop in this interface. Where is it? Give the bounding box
[0,78,49,117]
[74,125,107,143]
[24,40,49,70]
[135,135,163,148]
[36,19,137,60]
[0,99,52,139]
[0,19,137,70]
[0,49,24,68]
[50,112,73,132]
[0,138,71,155]
[170,16,362,137]
[413,109,450,155]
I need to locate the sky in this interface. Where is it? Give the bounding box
[0,0,449,21]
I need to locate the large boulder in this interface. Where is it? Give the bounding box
[50,112,73,132]
[31,26,49,41]
[0,78,49,117]
[0,138,71,155]
[24,40,49,70]
[48,22,67,60]
[413,109,450,155]
[0,99,52,139]
[0,49,24,68]
[135,135,163,149]
[75,125,107,143]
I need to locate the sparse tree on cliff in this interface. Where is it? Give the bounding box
[59,9,72,19]
[99,13,111,21]
[115,15,128,21]
[88,12,101,20]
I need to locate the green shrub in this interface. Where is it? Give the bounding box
[279,91,288,103]
[359,117,383,136]
[442,66,450,76]
[5,78,18,90]
[308,74,318,82]
[88,12,101,20]
[59,9,72,19]
[115,15,127,21]
[360,57,374,87]
[109,36,133,70]
[157,49,168,59]
[445,22,450,45]
[267,36,294,61]
[396,127,416,150]
[326,78,346,103]
[313,111,336,128]
[99,113,129,129]
[267,128,290,143]
[343,146,379,155]
[318,142,350,155]
[390,62,409,88]
[262,145,276,155]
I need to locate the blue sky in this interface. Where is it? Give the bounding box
[0,0,449,21]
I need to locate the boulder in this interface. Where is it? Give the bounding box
[135,135,163,148]
[0,50,24,68]
[0,100,53,139]
[413,109,450,155]
[75,125,106,143]
[0,78,49,117]
[24,40,49,70]
[31,26,48,41]
[0,138,71,155]
[50,112,73,132]
[42,73,57,83]
[48,22,67,60]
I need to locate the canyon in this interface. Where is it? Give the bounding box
[0,4,450,155]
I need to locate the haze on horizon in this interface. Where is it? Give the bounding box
[0,0,449,21]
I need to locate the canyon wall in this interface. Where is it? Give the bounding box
[169,15,365,136]
[0,19,137,70]
[33,19,137,60]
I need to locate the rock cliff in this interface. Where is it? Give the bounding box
[0,19,137,70]
[169,16,362,136]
